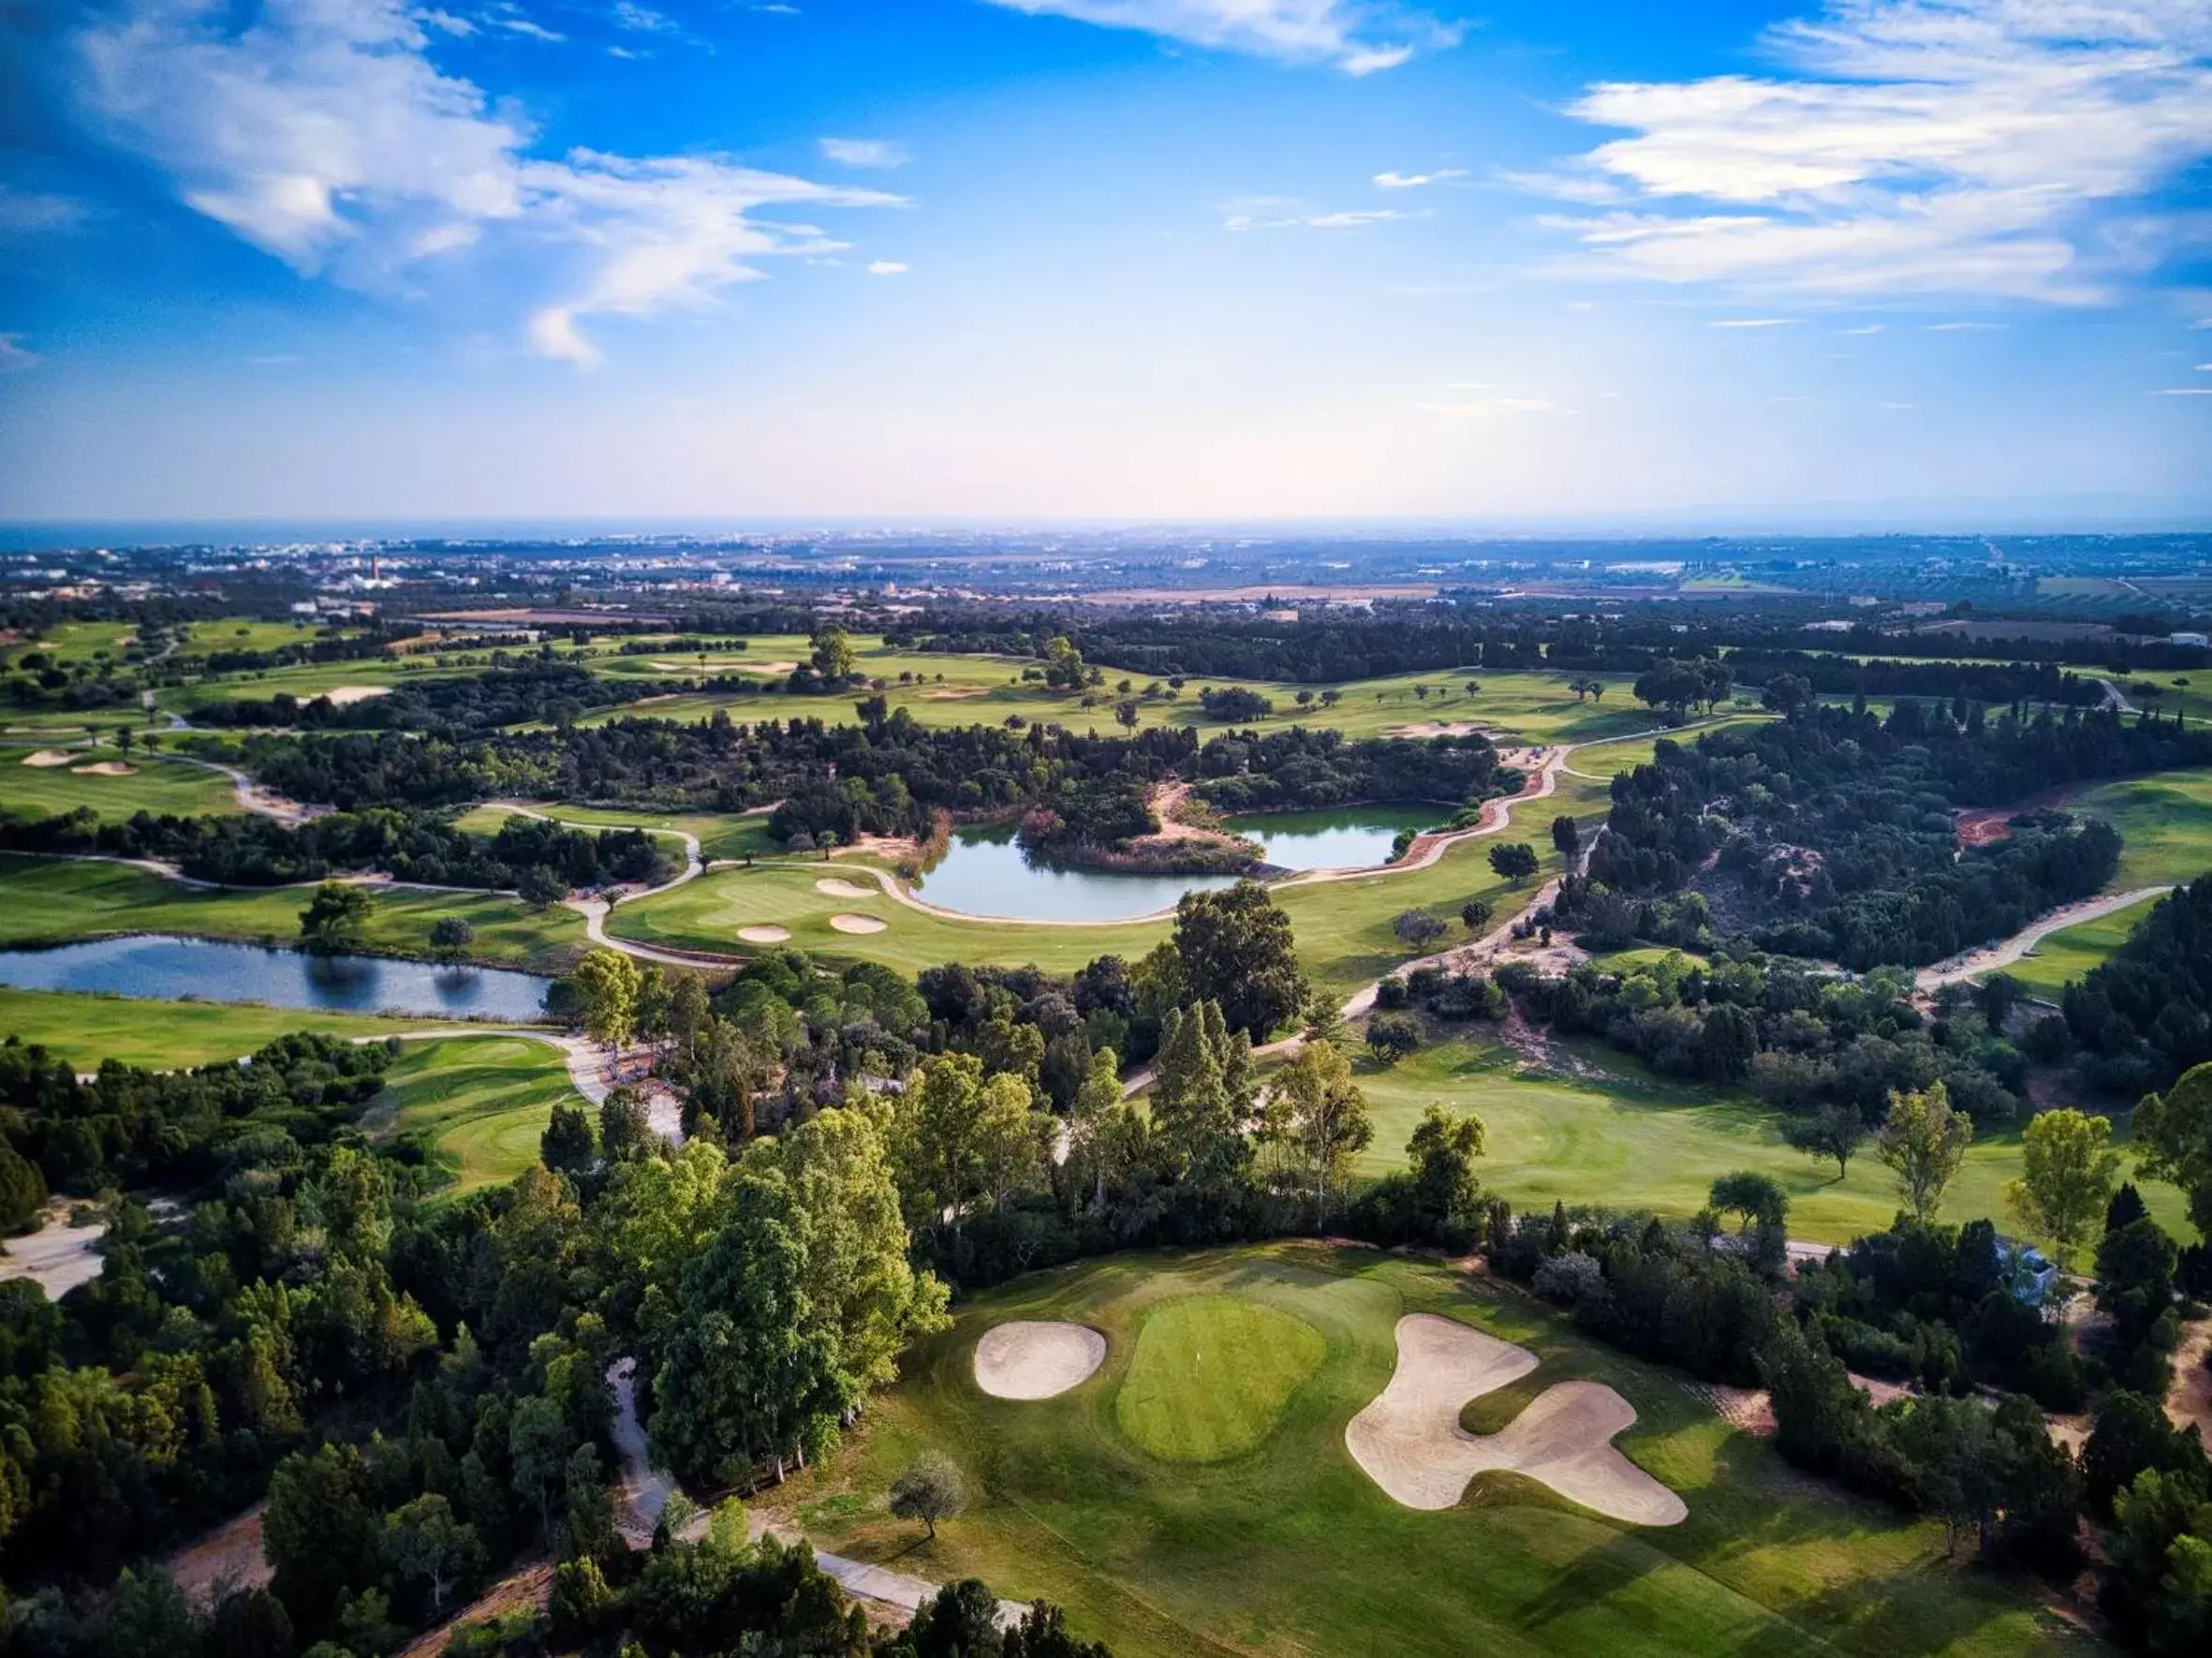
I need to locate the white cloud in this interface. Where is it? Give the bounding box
[2197,362,2212,369]
[491,14,563,43]
[867,259,908,274]
[1709,317,1794,327]
[981,2,1461,75]
[821,138,911,169]
[1226,205,1410,229]
[1374,168,1467,189]
[612,2,675,31]
[0,333,39,370]
[1526,0,2212,303]
[71,1,901,365]
[0,185,87,232]
[1838,322,1884,333]
[2152,386,2212,394]
[1926,319,2005,330]
[1879,400,1917,408]
[416,8,473,36]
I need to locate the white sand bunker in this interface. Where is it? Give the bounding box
[320,685,391,705]
[73,761,138,776]
[20,749,78,767]
[736,925,790,944]
[974,1321,1106,1399]
[815,877,873,897]
[829,912,887,934]
[1346,1313,1687,1527]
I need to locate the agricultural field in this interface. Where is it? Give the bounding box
[0,853,586,971]
[0,985,431,1071]
[1349,1037,2189,1246]
[2,747,241,821]
[365,1033,577,1193]
[774,1245,2088,1658]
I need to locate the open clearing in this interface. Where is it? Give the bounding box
[1347,1313,1687,1526]
[973,1322,1107,1400]
[767,1244,2092,1658]
[0,1199,107,1298]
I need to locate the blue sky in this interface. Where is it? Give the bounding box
[0,0,2208,525]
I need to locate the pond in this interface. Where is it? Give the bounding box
[909,805,1438,923]
[0,935,551,1022]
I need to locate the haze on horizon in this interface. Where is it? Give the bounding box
[2,0,2210,526]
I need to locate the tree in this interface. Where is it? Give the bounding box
[1550,815,1579,858]
[1406,1104,1485,1240]
[263,1443,378,1631]
[298,880,372,953]
[599,1087,655,1163]
[429,914,475,961]
[2133,1061,2212,1237]
[1877,1082,1973,1222]
[1460,898,1493,934]
[1277,1038,1370,1221]
[1710,1171,1788,1234]
[1149,1001,1250,1179]
[1392,908,1447,951]
[569,947,641,1049]
[1365,1012,1421,1066]
[113,725,133,757]
[1173,881,1308,1040]
[889,1452,966,1540]
[2008,1108,2121,1267]
[1782,1103,1867,1179]
[517,866,568,908]
[809,625,857,683]
[0,1144,47,1233]
[540,1102,597,1176]
[382,1494,482,1622]
[1633,659,1704,721]
[1114,699,1140,731]
[1488,842,1539,883]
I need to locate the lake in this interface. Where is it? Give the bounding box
[910,806,1436,923]
[0,935,552,1021]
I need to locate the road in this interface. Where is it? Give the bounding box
[1913,885,2172,990]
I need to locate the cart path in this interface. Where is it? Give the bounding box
[1913,885,2171,990]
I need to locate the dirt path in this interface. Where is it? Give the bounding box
[1913,885,2171,990]
[2168,1318,2212,1449]
[166,752,324,823]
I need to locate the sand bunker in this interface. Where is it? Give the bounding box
[815,877,874,898]
[974,1321,1106,1399]
[320,685,391,705]
[829,912,887,934]
[1346,1313,1686,1526]
[20,749,78,767]
[73,761,138,776]
[737,925,790,944]
[1383,721,1497,739]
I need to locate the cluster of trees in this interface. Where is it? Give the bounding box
[1721,648,2100,709]
[0,805,671,900]
[2061,878,2212,1096]
[1581,699,2197,969]
[191,659,657,738]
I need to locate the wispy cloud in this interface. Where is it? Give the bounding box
[981,2,1462,76]
[1524,0,2212,303]
[489,9,564,44]
[1838,323,1884,333]
[1926,320,2005,331]
[2152,386,2212,395]
[72,1,902,367]
[1424,395,1559,417]
[867,259,908,275]
[0,333,39,371]
[1226,205,1410,229]
[1709,317,1795,327]
[0,185,87,232]
[1374,168,1467,189]
[821,138,911,169]
[612,2,676,31]
[1879,400,1917,409]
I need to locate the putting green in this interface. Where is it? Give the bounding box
[1115,1294,1327,1462]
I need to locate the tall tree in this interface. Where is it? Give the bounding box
[1172,881,1307,1040]
[1276,1038,1370,1221]
[2133,1061,2212,1237]
[298,880,372,952]
[2008,1108,2121,1268]
[569,947,642,1050]
[1877,1082,1974,1222]
[1148,1001,1249,1179]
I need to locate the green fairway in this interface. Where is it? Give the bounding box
[2072,763,2212,890]
[773,1245,2097,1658]
[451,800,779,862]
[0,854,586,971]
[1113,1294,1328,1462]
[0,986,430,1070]
[3,749,241,821]
[1986,906,2147,999]
[367,1034,576,1192]
[1350,1037,2194,1246]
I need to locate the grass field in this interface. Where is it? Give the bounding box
[2,749,241,821]
[1349,1037,2192,1246]
[0,986,430,1070]
[2070,764,2212,891]
[366,1034,575,1193]
[1987,908,2147,999]
[1113,1294,1328,1462]
[451,801,779,862]
[774,1245,2097,1658]
[0,854,586,971]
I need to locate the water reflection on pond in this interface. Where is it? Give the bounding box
[0,934,550,1021]
[909,805,1437,923]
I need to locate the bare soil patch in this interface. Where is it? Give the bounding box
[73,761,138,776]
[2168,1318,2212,1448]
[830,912,888,934]
[1383,720,1494,739]
[816,877,875,898]
[1346,1312,1687,1525]
[922,687,984,701]
[974,1321,1107,1399]
[737,925,791,944]
[20,749,77,767]
[320,685,391,706]
[166,1504,272,1606]
[0,1200,105,1299]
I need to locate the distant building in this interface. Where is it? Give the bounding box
[2172,631,2209,648]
